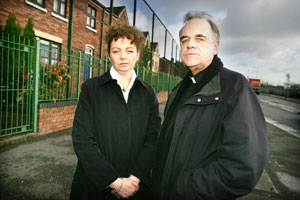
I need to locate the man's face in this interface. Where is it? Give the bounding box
[180,18,219,75]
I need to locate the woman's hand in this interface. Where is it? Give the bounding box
[128,174,140,185]
[110,178,123,193]
[110,177,140,198]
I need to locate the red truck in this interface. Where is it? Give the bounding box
[248,78,261,94]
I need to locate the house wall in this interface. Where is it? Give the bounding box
[1,0,69,47]
[0,0,128,57]
[152,46,160,72]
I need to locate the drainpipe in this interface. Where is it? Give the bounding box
[109,0,114,25]
[67,0,74,65]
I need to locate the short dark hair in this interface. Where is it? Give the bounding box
[179,11,220,42]
[105,24,145,53]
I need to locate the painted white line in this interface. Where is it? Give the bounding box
[276,172,300,194]
[265,117,300,139]
[260,99,300,113]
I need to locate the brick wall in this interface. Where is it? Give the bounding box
[37,92,167,135]
[73,0,102,55]
[0,92,168,146]
[38,101,77,135]
[0,0,69,44]
[0,0,128,57]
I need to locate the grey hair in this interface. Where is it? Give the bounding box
[179,11,220,42]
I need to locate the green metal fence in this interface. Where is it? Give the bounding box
[37,51,181,103]
[0,33,39,137]
[135,66,181,92]
[0,36,181,138]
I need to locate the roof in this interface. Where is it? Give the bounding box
[151,42,158,50]
[111,6,126,17]
[143,31,150,38]
[91,0,126,18]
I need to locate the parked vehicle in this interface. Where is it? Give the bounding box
[249,78,261,94]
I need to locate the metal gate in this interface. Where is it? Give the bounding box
[0,34,39,137]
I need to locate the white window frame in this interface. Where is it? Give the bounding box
[53,0,66,18]
[51,12,68,23]
[85,47,94,79]
[39,38,61,65]
[25,0,47,13]
[87,5,96,29]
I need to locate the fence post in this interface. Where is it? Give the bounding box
[77,51,81,99]
[168,73,171,94]
[32,39,40,133]
[162,72,164,91]
[142,67,145,81]
[156,72,159,92]
[105,56,109,72]
[150,70,153,86]
[136,65,139,77]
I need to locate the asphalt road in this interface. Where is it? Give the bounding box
[257,94,300,199]
[258,94,300,138]
[0,95,299,200]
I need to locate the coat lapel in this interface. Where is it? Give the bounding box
[165,71,221,114]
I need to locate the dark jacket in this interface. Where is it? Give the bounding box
[153,67,269,200]
[70,71,161,200]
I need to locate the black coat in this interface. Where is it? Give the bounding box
[153,67,269,200]
[70,71,161,200]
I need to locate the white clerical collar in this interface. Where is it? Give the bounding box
[190,77,196,83]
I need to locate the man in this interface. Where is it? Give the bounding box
[152,11,269,200]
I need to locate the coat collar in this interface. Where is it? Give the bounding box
[171,70,221,97]
[97,70,148,89]
[194,72,221,96]
[164,71,221,115]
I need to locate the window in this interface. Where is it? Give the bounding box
[84,47,94,81]
[53,0,66,17]
[51,43,60,64]
[87,5,96,29]
[40,39,60,65]
[40,40,50,64]
[27,0,44,8]
[25,0,47,12]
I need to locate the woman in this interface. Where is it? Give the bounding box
[70,24,161,199]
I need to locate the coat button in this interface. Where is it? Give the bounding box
[197,98,201,102]
[215,97,219,101]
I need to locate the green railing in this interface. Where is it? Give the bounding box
[0,35,181,137]
[0,33,38,137]
[135,66,181,92]
[37,52,181,103]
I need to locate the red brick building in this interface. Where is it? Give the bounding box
[0,0,129,59]
[0,0,130,136]
[0,0,170,141]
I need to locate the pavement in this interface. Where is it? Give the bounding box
[0,101,298,200]
[260,93,300,105]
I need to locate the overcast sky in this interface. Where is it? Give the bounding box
[101,0,300,85]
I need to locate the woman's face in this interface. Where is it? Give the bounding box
[109,37,140,74]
